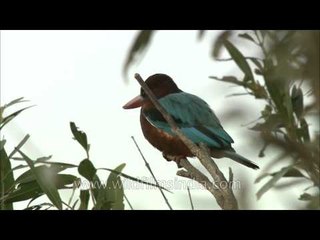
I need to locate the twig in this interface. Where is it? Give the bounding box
[68,181,77,207]
[254,30,268,57]
[216,57,263,62]
[131,136,173,210]
[187,187,194,210]
[175,157,225,208]
[124,193,134,210]
[228,167,234,189]
[134,73,238,210]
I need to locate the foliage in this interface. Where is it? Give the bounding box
[124,30,320,209]
[0,98,170,210]
[210,30,319,208]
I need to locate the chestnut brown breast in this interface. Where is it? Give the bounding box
[140,110,193,157]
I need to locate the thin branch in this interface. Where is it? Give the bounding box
[131,136,173,210]
[8,134,30,159]
[134,73,238,210]
[216,57,263,62]
[124,193,134,210]
[228,167,234,189]
[67,181,77,207]
[175,156,225,208]
[187,187,194,210]
[254,30,268,57]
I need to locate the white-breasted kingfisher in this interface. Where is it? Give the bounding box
[123,74,259,170]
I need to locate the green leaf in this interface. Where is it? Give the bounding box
[0,139,6,151]
[256,166,292,200]
[250,114,283,132]
[299,193,320,209]
[78,159,96,182]
[0,106,34,130]
[8,134,30,159]
[18,150,63,210]
[250,58,264,72]
[280,168,305,178]
[36,161,78,168]
[54,174,79,189]
[238,33,256,43]
[24,202,54,210]
[291,85,304,119]
[261,105,273,119]
[98,168,172,193]
[257,167,305,183]
[198,30,205,40]
[70,122,89,155]
[281,31,297,44]
[123,30,154,79]
[35,155,52,162]
[5,174,78,204]
[106,163,125,210]
[299,193,313,201]
[224,40,255,82]
[299,118,310,142]
[211,31,231,59]
[4,181,43,203]
[209,75,245,86]
[95,164,126,210]
[15,164,70,186]
[255,173,271,184]
[0,144,14,209]
[3,97,28,109]
[79,190,90,210]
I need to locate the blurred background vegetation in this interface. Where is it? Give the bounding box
[124,30,319,209]
[1,30,319,209]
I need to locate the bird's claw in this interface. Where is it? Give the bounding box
[162,153,184,168]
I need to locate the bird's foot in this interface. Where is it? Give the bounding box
[162,153,184,168]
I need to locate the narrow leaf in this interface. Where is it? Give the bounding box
[79,190,90,210]
[8,134,30,159]
[250,114,283,132]
[211,31,231,59]
[0,106,34,130]
[209,75,245,86]
[0,145,14,209]
[106,164,126,210]
[250,58,264,72]
[291,85,304,119]
[198,30,205,40]
[70,122,89,154]
[18,150,63,210]
[15,164,70,186]
[299,193,313,201]
[3,97,28,109]
[78,159,96,182]
[95,164,126,210]
[238,33,256,43]
[35,155,52,162]
[4,181,43,203]
[123,30,154,79]
[256,166,291,200]
[0,139,6,151]
[224,40,255,82]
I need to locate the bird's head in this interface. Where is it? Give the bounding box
[123,74,180,109]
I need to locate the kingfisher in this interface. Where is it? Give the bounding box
[123,74,259,170]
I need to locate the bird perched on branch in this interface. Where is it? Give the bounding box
[123,74,259,170]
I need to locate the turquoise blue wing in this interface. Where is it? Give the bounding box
[143,92,234,149]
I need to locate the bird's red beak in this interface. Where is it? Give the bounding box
[123,95,144,109]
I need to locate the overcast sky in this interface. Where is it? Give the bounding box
[0,30,311,209]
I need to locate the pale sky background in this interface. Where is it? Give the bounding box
[0,30,313,209]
